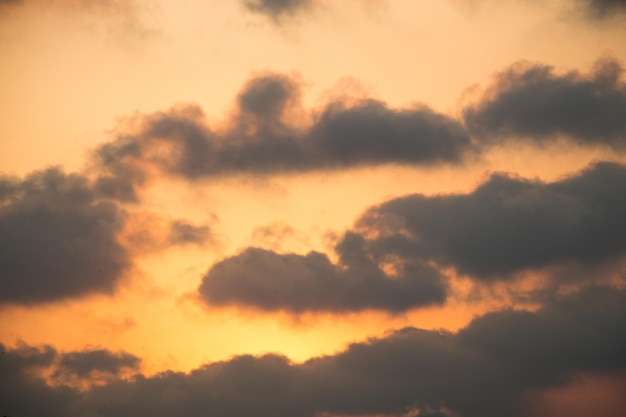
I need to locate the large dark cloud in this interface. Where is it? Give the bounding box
[464,58,626,148]
[356,161,626,280]
[198,231,447,313]
[93,72,473,195]
[0,168,131,305]
[4,285,626,417]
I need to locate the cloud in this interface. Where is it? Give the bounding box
[93,72,473,193]
[198,231,447,313]
[463,58,626,148]
[0,167,131,305]
[242,0,315,21]
[4,285,626,417]
[167,220,213,246]
[56,349,141,378]
[577,0,626,18]
[0,343,141,416]
[356,161,626,280]
[198,160,626,312]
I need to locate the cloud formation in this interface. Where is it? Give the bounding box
[578,0,626,17]
[197,161,626,313]
[242,0,315,21]
[0,166,211,305]
[464,58,626,148]
[357,161,626,280]
[0,168,131,305]
[93,72,473,197]
[3,285,626,417]
[199,232,447,313]
[56,349,141,378]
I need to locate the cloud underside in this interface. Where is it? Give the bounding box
[3,285,626,417]
[197,161,626,312]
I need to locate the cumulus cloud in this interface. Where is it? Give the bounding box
[356,161,626,280]
[0,166,210,305]
[93,72,473,195]
[197,161,626,312]
[3,285,626,417]
[464,58,626,148]
[0,168,131,305]
[198,231,447,313]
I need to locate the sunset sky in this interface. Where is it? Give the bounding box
[1,1,626,416]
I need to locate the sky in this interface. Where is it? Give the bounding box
[1,0,626,416]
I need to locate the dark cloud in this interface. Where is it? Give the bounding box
[5,285,626,417]
[198,231,447,313]
[0,343,141,417]
[93,73,472,191]
[199,161,626,312]
[578,0,626,17]
[167,220,213,246]
[57,349,141,378]
[0,167,131,305]
[356,161,626,280]
[464,58,626,148]
[0,343,77,417]
[242,0,315,21]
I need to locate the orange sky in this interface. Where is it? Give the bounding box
[1,1,626,417]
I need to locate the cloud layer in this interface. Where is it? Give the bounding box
[3,284,626,417]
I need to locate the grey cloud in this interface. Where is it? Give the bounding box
[579,0,626,17]
[242,0,315,21]
[0,343,77,417]
[57,349,141,378]
[93,73,473,189]
[168,220,213,246]
[199,160,626,312]
[464,58,626,148]
[0,344,141,417]
[5,285,626,417]
[357,161,626,280]
[198,232,447,313]
[0,167,131,304]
